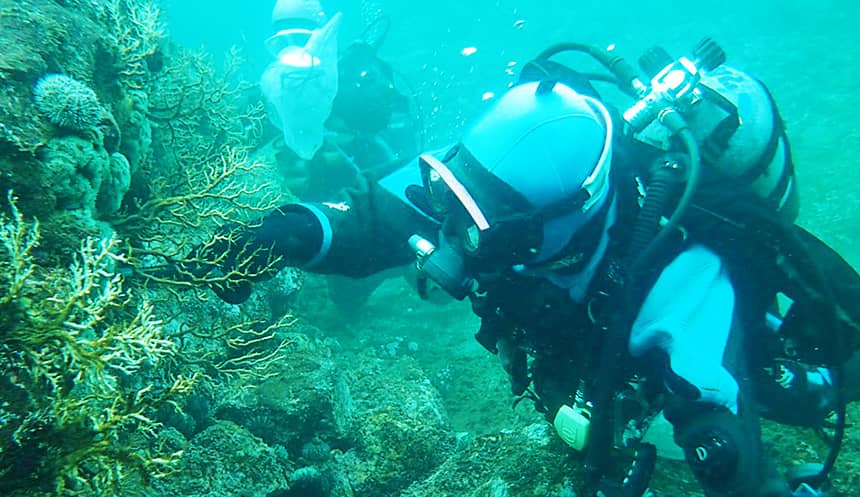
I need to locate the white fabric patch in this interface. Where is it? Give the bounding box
[629,244,740,413]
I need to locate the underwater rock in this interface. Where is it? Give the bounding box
[335,353,457,497]
[152,420,291,497]
[287,466,329,497]
[206,343,459,497]
[33,74,103,132]
[213,334,341,450]
[400,423,579,497]
[243,268,304,323]
[301,437,332,463]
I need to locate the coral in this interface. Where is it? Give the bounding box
[29,134,134,258]
[15,134,131,257]
[117,146,278,234]
[0,193,193,496]
[116,145,282,296]
[98,0,165,90]
[102,47,280,301]
[33,74,103,132]
[147,46,266,168]
[35,210,113,265]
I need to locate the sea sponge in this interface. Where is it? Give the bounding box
[33,74,103,131]
[38,135,110,211]
[96,152,132,215]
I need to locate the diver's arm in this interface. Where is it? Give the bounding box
[186,157,437,303]
[285,174,437,277]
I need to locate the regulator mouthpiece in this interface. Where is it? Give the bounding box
[408,235,477,301]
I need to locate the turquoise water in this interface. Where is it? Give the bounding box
[163,0,860,263]
[2,1,859,496]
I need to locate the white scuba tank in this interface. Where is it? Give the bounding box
[690,65,799,222]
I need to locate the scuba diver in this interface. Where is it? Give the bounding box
[259,0,422,313]
[184,37,860,497]
[260,0,421,201]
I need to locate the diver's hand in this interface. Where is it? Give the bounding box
[173,236,257,305]
[161,205,320,304]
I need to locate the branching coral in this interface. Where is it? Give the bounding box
[0,192,193,497]
[105,38,277,295]
[99,0,165,90]
[169,314,300,386]
[112,145,282,296]
[0,193,39,309]
[147,46,266,166]
[0,121,30,153]
[115,146,278,232]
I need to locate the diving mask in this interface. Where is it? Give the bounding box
[418,147,591,271]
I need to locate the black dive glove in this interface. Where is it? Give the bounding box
[177,206,324,304]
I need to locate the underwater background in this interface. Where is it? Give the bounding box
[163,0,860,261]
[0,0,858,496]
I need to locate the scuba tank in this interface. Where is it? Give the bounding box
[629,44,799,224]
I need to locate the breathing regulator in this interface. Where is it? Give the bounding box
[623,38,727,132]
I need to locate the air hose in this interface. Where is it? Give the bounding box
[630,110,702,276]
[536,42,644,97]
[626,166,675,264]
